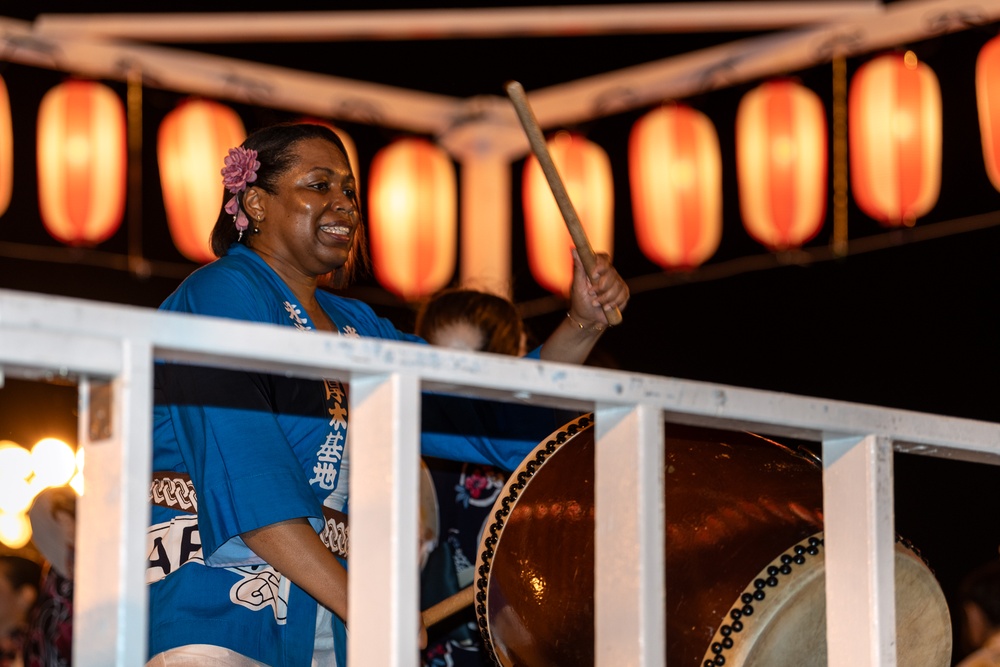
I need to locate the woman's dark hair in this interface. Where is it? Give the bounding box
[209,122,369,288]
[414,288,524,356]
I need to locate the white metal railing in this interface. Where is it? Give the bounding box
[2,286,999,666]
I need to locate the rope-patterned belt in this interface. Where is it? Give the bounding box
[149,471,349,559]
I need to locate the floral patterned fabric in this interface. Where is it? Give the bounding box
[420,457,509,667]
[23,565,73,667]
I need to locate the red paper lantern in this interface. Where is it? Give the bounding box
[37,80,126,246]
[522,131,614,297]
[849,51,941,227]
[368,137,456,301]
[0,75,11,219]
[977,35,1000,192]
[737,79,827,251]
[158,98,246,263]
[629,103,722,270]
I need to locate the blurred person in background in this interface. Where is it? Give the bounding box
[0,555,42,667]
[23,486,75,667]
[957,559,1000,666]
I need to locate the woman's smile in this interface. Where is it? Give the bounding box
[318,221,354,243]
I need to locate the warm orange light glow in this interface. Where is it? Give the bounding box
[0,439,81,546]
[977,35,1000,192]
[368,137,457,301]
[736,79,827,251]
[522,131,614,297]
[158,98,246,263]
[37,79,127,246]
[629,103,722,270]
[0,511,31,549]
[849,52,941,227]
[0,477,32,515]
[30,437,76,489]
[70,447,85,496]
[0,75,11,219]
[0,440,31,483]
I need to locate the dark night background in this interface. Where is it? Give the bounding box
[1,2,999,662]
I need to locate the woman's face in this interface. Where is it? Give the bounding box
[252,137,360,279]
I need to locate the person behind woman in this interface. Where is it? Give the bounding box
[146,122,629,667]
[414,288,526,357]
[415,288,619,665]
[413,288,526,667]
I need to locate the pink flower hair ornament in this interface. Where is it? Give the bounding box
[220,146,261,238]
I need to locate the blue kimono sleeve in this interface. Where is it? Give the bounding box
[420,393,568,471]
[417,344,580,470]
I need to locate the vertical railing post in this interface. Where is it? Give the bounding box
[595,403,665,666]
[74,340,153,667]
[822,434,896,667]
[348,372,422,666]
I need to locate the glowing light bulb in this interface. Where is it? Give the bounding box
[0,511,32,549]
[69,447,85,495]
[0,441,31,483]
[0,478,34,514]
[30,438,77,489]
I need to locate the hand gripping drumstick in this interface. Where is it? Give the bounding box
[504,80,623,327]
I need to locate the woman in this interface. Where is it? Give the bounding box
[146,122,628,667]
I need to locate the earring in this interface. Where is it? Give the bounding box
[253,214,263,234]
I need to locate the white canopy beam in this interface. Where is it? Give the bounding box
[3,1,995,138]
[0,17,462,135]
[525,0,1000,127]
[30,3,884,43]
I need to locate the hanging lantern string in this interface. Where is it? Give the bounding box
[126,63,150,279]
[831,56,848,258]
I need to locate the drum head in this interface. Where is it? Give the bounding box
[700,533,952,667]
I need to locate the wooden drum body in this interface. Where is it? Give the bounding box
[474,414,951,667]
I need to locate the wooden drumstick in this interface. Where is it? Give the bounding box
[421,584,475,628]
[504,80,623,327]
